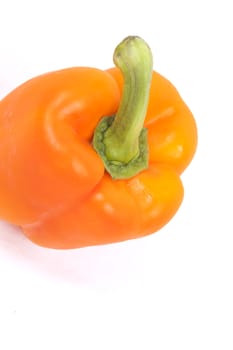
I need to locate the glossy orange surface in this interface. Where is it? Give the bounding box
[0,67,197,248]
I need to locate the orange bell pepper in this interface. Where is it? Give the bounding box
[0,36,197,249]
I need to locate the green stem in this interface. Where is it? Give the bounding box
[93,36,153,179]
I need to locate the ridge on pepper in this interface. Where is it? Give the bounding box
[0,36,197,249]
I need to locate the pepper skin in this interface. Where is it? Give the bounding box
[0,36,197,249]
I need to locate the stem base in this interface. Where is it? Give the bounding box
[93,116,149,179]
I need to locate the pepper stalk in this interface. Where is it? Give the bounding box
[93,36,153,179]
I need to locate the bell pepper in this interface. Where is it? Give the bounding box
[0,36,197,249]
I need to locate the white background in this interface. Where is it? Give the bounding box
[0,0,232,349]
